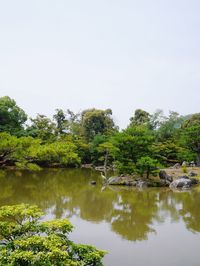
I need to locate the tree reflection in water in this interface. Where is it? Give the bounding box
[0,169,200,241]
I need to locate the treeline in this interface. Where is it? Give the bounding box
[0,96,200,173]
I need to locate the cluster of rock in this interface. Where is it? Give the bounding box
[106,175,137,186]
[101,171,199,190]
[106,175,172,188]
[171,161,196,169]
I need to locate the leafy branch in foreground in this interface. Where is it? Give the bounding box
[0,204,106,266]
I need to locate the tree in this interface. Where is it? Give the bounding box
[129,109,151,127]
[0,204,106,265]
[182,113,200,128]
[156,111,184,140]
[152,140,194,165]
[0,96,27,136]
[65,109,83,136]
[53,109,83,136]
[30,140,81,167]
[81,109,116,141]
[53,109,69,135]
[112,126,154,174]
[0,133,81,169]
[0,132,18,166]
[0,132,41,169]
[181,113,200,165]
[27,114,56,141]
[90,135,119,169]
[150,109,165,130]
[136,156,158,179]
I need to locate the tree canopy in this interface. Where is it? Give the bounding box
[0,96,27,136]
[0,95,199,173]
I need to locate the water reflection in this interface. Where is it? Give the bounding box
[0,169,200,242]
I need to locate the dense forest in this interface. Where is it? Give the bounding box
[0,96,200,174]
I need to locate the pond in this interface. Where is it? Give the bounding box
[0,168,200,266]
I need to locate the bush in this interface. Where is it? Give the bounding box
[0,204,106,265]
[182,165,188,173]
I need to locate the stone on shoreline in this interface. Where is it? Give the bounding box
[106,176,169,187]
[170,176,199,190]
[159,170,173,183]
[107,176,137,186]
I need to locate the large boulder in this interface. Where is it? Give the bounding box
[170,178,192,189]
[178,175,189,179]
[176,176,198,185]
[107,176,137,186]
[169,175,198,190]
[159,170,173,183]
[171,163,181,169]
[189,171,198,177]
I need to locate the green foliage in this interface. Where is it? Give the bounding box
[152,140,191,165]
[0,133,40,168]
[72,136,90,164]
[81,109,116,141]
[0,132,80,169]
[90,135,119,167]
[182,113,200,128]
[182,165,188,173]
[130,109,151,127]
[53,109,69,135]
[0,96,27,136]
[0,95,200,171]
[112,126,154,174]
[114,161,136,175]
[181,114,200,165]
[155,111,184,140]
[149,109,166,130]
[27,114,57,141]
[30,141,81,167]
[15,162,42,171]
[136,156,159,178]
[0,204,106,265]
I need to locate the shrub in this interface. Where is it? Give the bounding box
[0,204,106,265]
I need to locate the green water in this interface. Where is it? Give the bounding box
[0,169,200,266]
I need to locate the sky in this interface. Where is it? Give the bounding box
[0,0,200,128]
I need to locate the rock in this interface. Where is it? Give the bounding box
[177,175,189,179]
[136,180,147,188]
[159,170,173,183]
[90,181,96,185]
[95,166,111,171]
[107,176,136,186]
[182,161,188,167]
[147,179,170,187]
[159,180,171,187]
[81,164,93,169]
[159,170,167,179]
[190,178,199,185]
[170,178,193,190]
[170,175,199,190]
[107,175,172,188]
[189,161,196,167]
[172,163,181,169]
[135,179,169,188]
[189,171,198,177]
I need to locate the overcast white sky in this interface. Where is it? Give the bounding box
[0,0,200,128]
